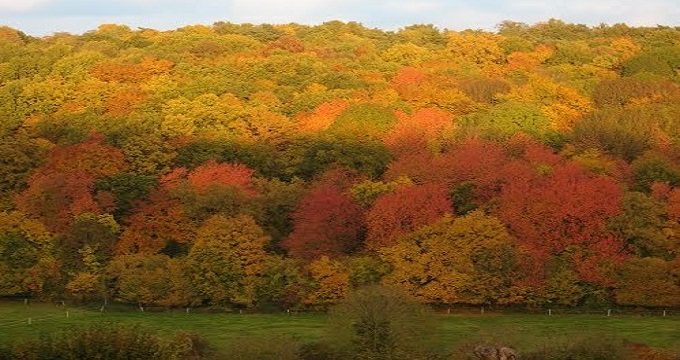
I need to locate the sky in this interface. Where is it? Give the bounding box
[1,0,679,37]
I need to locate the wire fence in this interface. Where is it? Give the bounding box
[433,304,680,317]
[0,302,94,331]
[1,299,679,332]
[0,314,65,329]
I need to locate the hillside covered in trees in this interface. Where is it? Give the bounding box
[1,20,679,309]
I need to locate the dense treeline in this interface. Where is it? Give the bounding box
[0,19,679,309]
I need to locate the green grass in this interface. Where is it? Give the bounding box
[0,302,327,349]
[1,301,679,354]
[439,313,680,351]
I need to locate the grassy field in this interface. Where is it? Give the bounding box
[1,301,679,354]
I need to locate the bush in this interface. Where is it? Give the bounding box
[1,323,212,360]
[326,285,439,359]
[298,341,344,360]
[170,331,214,359]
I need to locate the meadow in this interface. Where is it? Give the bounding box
[1,300,679,355]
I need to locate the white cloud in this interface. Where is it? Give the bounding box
[0,0,51,12]
[389,0,442,12]
[503,0,680,26]
[228,0,332,23]
[434,6,505,31]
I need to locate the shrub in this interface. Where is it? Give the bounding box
[326,285,439,359]
[1,323,212,360]
[298,341,344,360]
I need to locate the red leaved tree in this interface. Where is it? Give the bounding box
[160,160,258,221]
[116,189,196,255]
[15,171,100,234]
[668,187,680,221]
[185,160,256,196]
[32,133,127,180]
[496,161,625,285]
[384,138,510,211]
[383,152,440,185]
[437,138,511,201]
[390,67,427,98]
[282,184,365,260]
[15,134,127,233]
[384,107,453,157]
[365,182,452,250]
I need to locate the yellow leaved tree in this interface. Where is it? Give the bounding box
[303,255,350,309]
[0,211,57,297]
[185,214,270,307]
[380,211,519,305]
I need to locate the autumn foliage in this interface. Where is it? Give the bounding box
[282,184,364,260]
[116,190,195,255]
[0,20,679,310]
[365,183,452,250]
[497,161,625,284]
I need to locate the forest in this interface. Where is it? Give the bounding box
[0,19,679,310]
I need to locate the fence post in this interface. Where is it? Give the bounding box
[548,309,552,316]
[607,309,611,317]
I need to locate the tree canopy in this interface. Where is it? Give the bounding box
[0,20,679,309]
